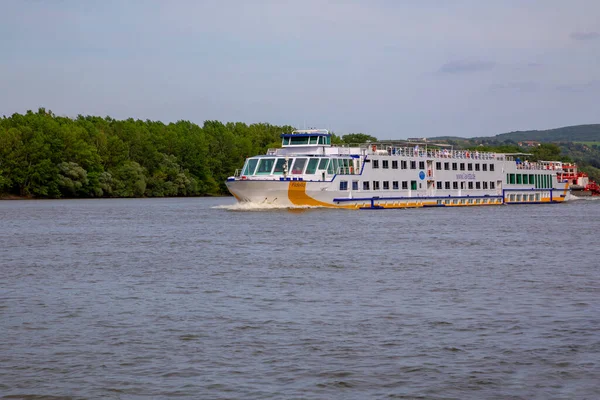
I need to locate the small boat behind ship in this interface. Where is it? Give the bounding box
[226,129,573,209]
[559,163,600,197]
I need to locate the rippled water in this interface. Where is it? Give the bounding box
[1,197,599,399]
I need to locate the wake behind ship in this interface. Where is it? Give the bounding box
[226,129,571,209]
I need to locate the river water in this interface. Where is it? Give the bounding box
[1,197,599,399]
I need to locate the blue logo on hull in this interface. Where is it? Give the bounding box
[419,171,426,180]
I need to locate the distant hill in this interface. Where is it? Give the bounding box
[428,124,600,143]
[424,124,600,183]
[477,124,600,143]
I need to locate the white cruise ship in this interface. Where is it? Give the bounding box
[225,129,570,209]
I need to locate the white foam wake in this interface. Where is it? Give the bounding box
[212,202,324,211]
[569,194,600,201]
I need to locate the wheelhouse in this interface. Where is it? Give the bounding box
[281,129,331,147]
[239,155,357,177]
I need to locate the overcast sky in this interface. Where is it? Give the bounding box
[1,0,599,138]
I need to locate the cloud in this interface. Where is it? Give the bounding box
[555,80,600,92]
[570,31,600,41]
[490,81,539,92]
[438,60,495,74]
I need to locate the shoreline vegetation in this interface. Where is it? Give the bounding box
[0,108,301,199]
[1,108,599,199]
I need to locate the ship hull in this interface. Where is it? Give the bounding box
[226,179,567,209]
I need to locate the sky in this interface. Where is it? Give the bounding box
[1,0,599,138]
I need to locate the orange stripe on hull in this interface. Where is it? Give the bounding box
[287,181,355,208]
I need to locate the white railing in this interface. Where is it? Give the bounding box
[363,144,505,160]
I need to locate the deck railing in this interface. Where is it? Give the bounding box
[364,145,506,161]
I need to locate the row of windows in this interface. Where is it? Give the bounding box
[282,136,331,146]
[372,160,496,172]
[372,160,420,170]
[435,181,496,190]
[435,162,495,172]
[340,180,497,191]
[506,173,552,188]
[242,157,352,176]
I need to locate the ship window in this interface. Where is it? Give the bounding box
[461,182,465,189]
[419,161,425,170]
[482,164,487,171]
[373,181,380,190]
[468,182,474,189]
[453,182,458,189]
[242,158,259,176]
[309,136,318,144]
[290,136,309,145]
[468,163,473,171]
[327,159,335,174]
[337,159,344,173]
[460,163,465,171]
[411,180,417,190]
[339,159,347,173]
[490,164,495,172]
[402,181,408,190]
[445,182,451,189]
[483,181,488,189]
[352,181,359,190]
[373,160,379,169]
[382,160,389,169]
[392,160,398,169]
[383,181,390,190]
[283,137,290,146]
[291,158,307,174]
[410,161,416,169]
[318,158,329,171]
[305,158,319,174]
[516,174,522,184]
[436,182,442,189]
[339,181,348,190]
[341,158,349,173]
[452,163,458,171]
[475,164,480,171]
[273,158,287,175]
[529,174,535,185]
[436,162,442,170]
[444,162,450,170]
[476,182,481,189]
[393,181,399,190]
[509,174,516,184]
[363,181,370,190]
[490,182,495,189]
[401,160,407,169]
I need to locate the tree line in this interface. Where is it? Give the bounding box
[0,109,299,198]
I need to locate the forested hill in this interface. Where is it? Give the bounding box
[0,109,295,198]
[477,124,600,143]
